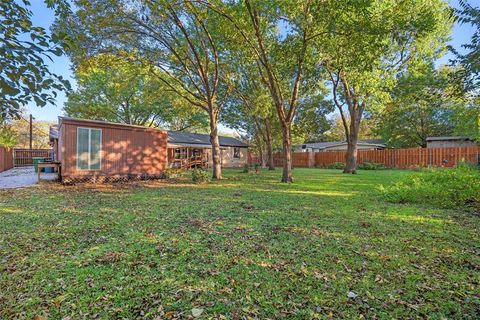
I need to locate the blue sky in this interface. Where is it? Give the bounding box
[26,0,477,123]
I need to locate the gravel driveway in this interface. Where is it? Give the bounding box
[0,167,59,189]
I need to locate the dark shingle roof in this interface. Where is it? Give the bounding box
[426,136,472,141]
[302,139,385,150]
[167,131,248,147]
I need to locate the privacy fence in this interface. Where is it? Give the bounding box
[249,146,480,169]
[0,147,14,173]
[13,148,52,167]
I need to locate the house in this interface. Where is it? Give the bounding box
[167,131,248,169]
[50,117,248,183]
[426,136,477,148]
[300,139,386,152]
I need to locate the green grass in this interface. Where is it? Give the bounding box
[0,169,479,319]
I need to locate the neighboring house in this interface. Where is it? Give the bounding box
[426,136,477,148]
[300,139,386,152]
[50,117,248,183]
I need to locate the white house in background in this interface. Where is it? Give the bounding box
[426,136,478,148]
[299,139,386,152]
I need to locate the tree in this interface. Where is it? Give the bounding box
[324,115,378,143]
[321,0,452,173]
[0,114,52,149]
[58,0,230,179]
[293,95,333,143]
[453,1,480,140]
[455,0,480,89]
[212,0,326,182]
[0,0,70,118]
[376,64,461,147]
[225,79,279,170]
[0,118,17,148]
[65,53,208,131]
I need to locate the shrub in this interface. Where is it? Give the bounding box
[324,162,345,169]
[164,168,182,179]
[358,161,386,170]
[381,165,480,209]
[191,168,209,183]
[242,164,251,173]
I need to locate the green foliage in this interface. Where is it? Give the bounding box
[376,63,464,148]
[65,53,208,130]
[164,168,183,179]
[191,168,209,183]
[358,161,386,170]
[455,0,480,90]
[0,0,70,118]
[0,124,17,148]
[382,165,480,209]
[322,162,346,170]
[242,163,250,173]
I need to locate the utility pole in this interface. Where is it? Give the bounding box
[29,114,33,149]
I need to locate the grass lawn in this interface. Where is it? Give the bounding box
[0,169,479,319]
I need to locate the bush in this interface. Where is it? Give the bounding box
[358,161,386,170]
[381,165,480,209]
[324,162,345,169]
[191,168,209,183]
[164,168,182,179]
[242,164,251,173]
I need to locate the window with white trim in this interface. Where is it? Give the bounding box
[77,127,102,170]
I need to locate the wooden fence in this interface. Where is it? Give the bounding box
[249,146,480,169]
[0,147,14,173]
[13,148,52,167]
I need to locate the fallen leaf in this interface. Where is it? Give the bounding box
[192,308,204,317]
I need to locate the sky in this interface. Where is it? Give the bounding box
[25,0,477,125]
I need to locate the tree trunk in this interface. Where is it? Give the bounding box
[344,138,358,174]
[281,123,293,182]
[257,137,266,168]
[209,112,222,180]
[344,118,360,174]
[265,124,275,170]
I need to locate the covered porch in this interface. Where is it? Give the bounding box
[167,144,211,170]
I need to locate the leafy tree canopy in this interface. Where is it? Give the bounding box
[65,52,208,131]
[0,0,70,118]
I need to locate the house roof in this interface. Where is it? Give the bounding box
[53,117,248,148]
[58,116,166,132]
[426,136,473,142]
[302,140,386,150]
[167,131,248,148]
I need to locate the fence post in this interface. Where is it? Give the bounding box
[308,152,314,168]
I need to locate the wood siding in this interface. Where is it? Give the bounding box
[59,119,167,179]
[0,147,13,173]
[13,148,52,167]
[249,146,480,169]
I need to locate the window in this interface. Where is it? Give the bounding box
[77,127,102,170]
[233,147,241,159]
